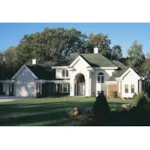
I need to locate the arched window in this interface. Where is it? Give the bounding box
[97,72,104,83]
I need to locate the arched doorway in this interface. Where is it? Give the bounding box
[75,73,85,96]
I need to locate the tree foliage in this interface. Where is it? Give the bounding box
[83,33,111,57]
[16,28,87,64]
[111,45,123,60]
[127,41,145,72]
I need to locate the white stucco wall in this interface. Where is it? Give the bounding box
[69,56,116,97]
[69,57,91,96]
[122,70,139,98]
[91,69,115,96]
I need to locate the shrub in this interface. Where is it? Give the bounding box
[132,93,137,100]
[68,108,75,117]
[92,92,110,116]
[111,91,117,98]
[134,92,150,108]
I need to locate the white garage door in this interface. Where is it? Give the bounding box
[15,84,36,97]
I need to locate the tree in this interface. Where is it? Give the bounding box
[146,53,150,58]
[127,41,145,72]
[111,45,123,60]
[16,28,87,64]
[83,33,111,57]
[4,46,20,69]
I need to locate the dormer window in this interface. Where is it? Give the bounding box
[62,69,69,77]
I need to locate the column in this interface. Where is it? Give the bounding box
[70,79,75,96]
[85,71,92,97]
[139,79,142,93]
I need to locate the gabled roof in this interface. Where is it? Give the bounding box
[107,60,132,81]
[107,67,129,81]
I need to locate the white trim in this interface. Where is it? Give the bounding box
[47,80,70,83]
[86,67,94,71]
[93,67,118,70]
[51,66,68,69]
[69,55,91,67]
[100,67,118,69]
[105,81,117,84]
[0,80,15,83]
[11,65,38,80]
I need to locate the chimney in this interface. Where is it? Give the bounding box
[32,59,36,65]
[94,47,98,54]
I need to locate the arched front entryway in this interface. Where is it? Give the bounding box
[75,73,85,96]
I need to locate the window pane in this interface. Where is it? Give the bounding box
[97,76,100,83]
[101,76,104,83]
[63,84,67,92]
[131,85,134,93]
[66,70,69,77]
[62,70,65,77]
[98,72,104,75]
[125,85,128,93]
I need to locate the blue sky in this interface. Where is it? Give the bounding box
[0,23,150,57]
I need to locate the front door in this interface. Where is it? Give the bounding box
[78,83,85,96]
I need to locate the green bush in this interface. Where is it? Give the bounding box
[111,91,117,98]
[132,93,137,100]
[68,108,75,117]
[134,92,150,108]
[92,92,110,116]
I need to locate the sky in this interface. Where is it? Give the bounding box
[0,23,150,57]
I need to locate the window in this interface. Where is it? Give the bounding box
[131,85,135,93]
[36,83,40,93]
[97,72,104,83]
[125,85,128,93]
[62,69,69,77]
[60,83,69,93]
[9,84,11,92]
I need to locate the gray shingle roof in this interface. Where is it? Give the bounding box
[53,53,118,68]
[80,53,117,67]
[107,67,129,81]
[27,65,55,80]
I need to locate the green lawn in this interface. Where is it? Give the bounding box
[0,97,134,126]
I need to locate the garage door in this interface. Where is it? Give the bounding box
[15,84,36,97]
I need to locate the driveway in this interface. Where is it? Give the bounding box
[0,96,22,103]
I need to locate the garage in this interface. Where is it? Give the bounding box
[15,84,36,97]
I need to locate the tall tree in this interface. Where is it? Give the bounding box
[111,45,123,60]
[146,52,150,58]
[16,28,87,64]
[83,33,111,57]
[127,41,145,72]
[5,46,19,68]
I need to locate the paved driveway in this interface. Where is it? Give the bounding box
[0,96,22,103]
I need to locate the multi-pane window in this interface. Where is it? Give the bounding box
[125,85,128,93]
[131,85,135,93]
[60,83,69,93]
[62,69,69,77]
[97,72,104,83]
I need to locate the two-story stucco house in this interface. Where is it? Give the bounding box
[0,48,146,98]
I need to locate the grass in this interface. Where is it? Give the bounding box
[0,97,134,126]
